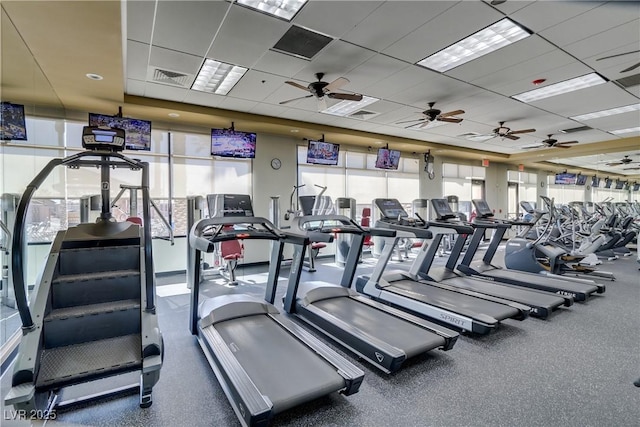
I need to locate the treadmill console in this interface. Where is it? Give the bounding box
[520,201,535,214]
[472,199,494,218]
[207,194,254,217]
[82,126,125,151]
[430,198,458,221]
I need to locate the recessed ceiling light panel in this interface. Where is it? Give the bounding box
[236,0,308,21]
[322,96,379,117]
[417,18,530,72]
[570,103,640,121]
[191,59,247,95]
[609,126,640,135]
[512,73,606,103]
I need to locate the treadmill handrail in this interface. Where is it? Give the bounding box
[11,150,154,330]
[427,219,474,234]
[375,220,433,239]
[291,214,365,234]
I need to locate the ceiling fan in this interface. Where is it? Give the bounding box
[279,72,363,110]
[488,121,536,140]
[606,155,640,168]
[395,102,465,129]
[522,134,578,150]
[596,49,640,73]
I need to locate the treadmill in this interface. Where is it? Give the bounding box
[455,199,604,301]
[419,199,571,319]
[188,200,363,426]
[286,214,458,374]
[356,199,529,335]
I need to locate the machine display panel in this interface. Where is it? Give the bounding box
[375,199,407,219]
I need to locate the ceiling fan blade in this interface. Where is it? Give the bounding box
[556,141,578,145]
[279,94,314,105]
[438,117,463,123]
[324,77,349,92]
[620,62,640,73]
[327,92,363,101]
[509,128,536,135]
[504,134,520,140]
[606,162,623,166]
[623,167,640,170]
[555,144,573,149]
[285,80,310,91]
[396,118,426,124]
[438,109,465,118]
[596,49,640,61]
[521,145,543,150]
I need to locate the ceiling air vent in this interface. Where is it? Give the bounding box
[149,68,192,87]
[348,110,379,120]
[615,73,640,88]
[272,25,333,60]
[560,125,592,134]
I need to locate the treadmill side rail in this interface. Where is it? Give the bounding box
[200,326,273,427]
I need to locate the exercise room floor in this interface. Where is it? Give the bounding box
[2,246,639,427]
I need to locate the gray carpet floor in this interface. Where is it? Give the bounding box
[2,246,639,427]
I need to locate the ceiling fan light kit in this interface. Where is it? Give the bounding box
[280,72,365,111]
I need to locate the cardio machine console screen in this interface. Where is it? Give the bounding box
[375,199,408,220]
[222,194,254,217]
[82,126,126,151]
[431,199,457,220]
[472,199,493,218]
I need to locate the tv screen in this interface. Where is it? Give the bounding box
[575,174,588,186]
[633,183,639,192]
[306,140,339,165]
[591,176,600,188]
[615,180,625,190]
[88,113,151,151]
[375,148,401,170]
[0,102,27,141]
[211,128,256,159]
[554,173,576,185]
[604,178,613,189]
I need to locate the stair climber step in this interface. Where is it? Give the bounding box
[61,222,141,250]
[58,245,140,275]
[43,299,141,349]
[36,334,142,390]
[52,270,141,308]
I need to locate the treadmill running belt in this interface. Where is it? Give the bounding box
[388,280,520,321]
[312,297,446,358]
[488,269,599,295]
[214,315,344,412]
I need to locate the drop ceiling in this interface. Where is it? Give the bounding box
[2,0,639,178]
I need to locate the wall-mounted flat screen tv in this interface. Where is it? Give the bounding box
[591,176,600,188]
[375,148,401,170]
[1,102,27,141]
[633,183,639,192]
[554,173,576,185]
[211,128,256,159]
[88,113,152,151]
[615,179,625,190]
[604,178,613,189]
[306,140,339,165]
[575,174,588,186]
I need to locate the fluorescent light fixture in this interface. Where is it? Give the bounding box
[570,103,640,121]
[512,73,606,103]
[191,59,247,95]
[236,0,308,21]
[417,18,530,72]
[609,126,640,135]
[322,96,379,117]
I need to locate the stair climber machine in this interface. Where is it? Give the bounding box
[287,214,458,373]
[4,126,163,418]
[456,199,603,301]
[356,199,529,335]
[188,202,363,426]
[419,199,570,319]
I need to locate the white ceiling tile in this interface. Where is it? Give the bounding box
[126,41,150,81]
[342,54,408,93]
[363,65,433,99]
[217,97,259,112]
[126,79,146,97]
[126,0,155,43]
[206,5,290,68]
[342,1,456,52]
[152,1,231,56]
[382,1,503,63]
[292,1,384,39]
[182,90,226,109]
[563,20,640,62]
[228,70,285,102]
[294,41,377,80]
[510,1,605,33]
[149,46,202,76]
[253,50,309,77]
[277,108,317,122]
[538,3,638,48]
[144,82,189,103]
[248,103,289,117]
[531,82,638,117]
